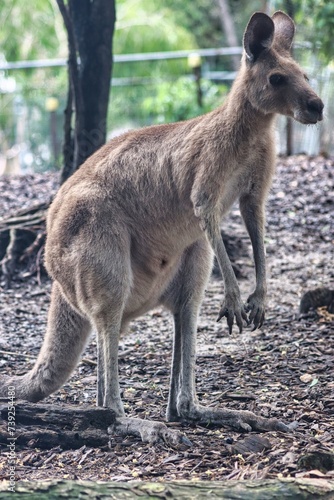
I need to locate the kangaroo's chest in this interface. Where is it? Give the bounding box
[218,161,253,215]
[219,134,274,214]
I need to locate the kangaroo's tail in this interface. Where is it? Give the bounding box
[0,282,91,402]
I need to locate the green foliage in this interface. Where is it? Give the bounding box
[141,77,225,124]
[0,94,15,148]
[0,0,66,61]
[162,0,224,48]
[304,0,334,63]
[108,84,151,129]
[108,77,226,132]
[162,0,269,49]
[113,0,197,79]
[115,0,196,54]
[276,0,334,64]
[0,0,67,169]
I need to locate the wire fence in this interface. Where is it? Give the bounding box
[0,45,332,175]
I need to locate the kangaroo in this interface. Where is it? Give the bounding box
[0,12,323,444]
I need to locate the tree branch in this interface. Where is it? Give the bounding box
[217,0,240,72]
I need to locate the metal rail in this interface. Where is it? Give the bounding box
[0,47,243,71]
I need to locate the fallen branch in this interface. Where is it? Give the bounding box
[0,403,115,450]
[1,478,334,499]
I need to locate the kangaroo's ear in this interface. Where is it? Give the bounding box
[272,11,295,51]
[243,12,274,62]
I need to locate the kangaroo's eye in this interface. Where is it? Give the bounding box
[269,73,286,86]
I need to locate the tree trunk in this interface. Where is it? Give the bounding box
[56,0,116,184]
[2,478,334,498]
[284,0,295,156]
[261,1,271,14]
[217,0,240,72]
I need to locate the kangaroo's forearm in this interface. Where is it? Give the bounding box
[207,223,239,293]
[193,206,247,333]
[239,194,267,329]
[240,194,267,292]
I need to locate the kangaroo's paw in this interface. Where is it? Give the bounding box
[245,290,266,331]
[179,405,292,433]
[217,293,248,334]
[108,417,192,447]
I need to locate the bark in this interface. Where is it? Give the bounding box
[1,479,334,499]
[0,403,115,450]
[61,70,74,181]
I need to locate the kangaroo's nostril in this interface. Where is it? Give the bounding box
[307,99,324,115]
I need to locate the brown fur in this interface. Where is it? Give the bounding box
[1,12,323,440]
[300,288,334,314]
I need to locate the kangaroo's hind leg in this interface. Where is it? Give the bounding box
[0,282,91,401]
[163,239,290,432]
[161,239,213,422]
[79,241,188,446]
[93,299,128,416]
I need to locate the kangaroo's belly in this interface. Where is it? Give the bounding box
[123,256,182,321]
[123,228,200,320]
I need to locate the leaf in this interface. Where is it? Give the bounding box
[300,374,313,383]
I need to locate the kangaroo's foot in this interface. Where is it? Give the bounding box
[0,372,59,403]
[0,375,32,400]
[0,375,14,400]
[171,404,291,433]
[108,417,192,447]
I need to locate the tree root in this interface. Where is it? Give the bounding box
[0,201,50,287]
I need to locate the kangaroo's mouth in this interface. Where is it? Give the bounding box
[294,97,324,125]
[294,110,323,125]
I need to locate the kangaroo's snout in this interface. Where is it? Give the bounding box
[306,97,324,122]
[294,94,324,125]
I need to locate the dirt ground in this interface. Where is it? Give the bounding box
[0,155,333,482]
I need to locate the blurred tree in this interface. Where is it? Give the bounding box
[217,0,240,71]
[161,0,266,49]
[311,0,334,62]
[162,0,270,70]
[108,0,199,130]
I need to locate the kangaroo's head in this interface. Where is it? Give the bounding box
[242,11,323,124]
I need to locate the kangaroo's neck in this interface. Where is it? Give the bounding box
[217,64,276,142]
